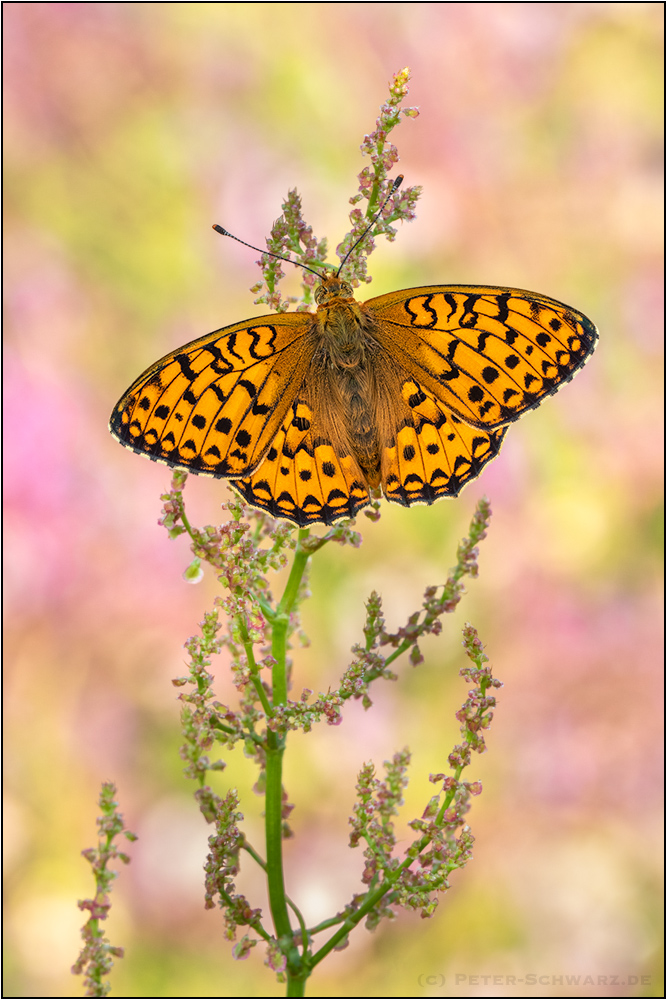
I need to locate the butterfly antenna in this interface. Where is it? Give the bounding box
[336,174,404,278]
[212,224,324,279]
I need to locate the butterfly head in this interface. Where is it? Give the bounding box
[314,275,355,306]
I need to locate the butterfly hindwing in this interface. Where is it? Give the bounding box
[367,285,598,430]
[110,312,318,476]
[234,385,371,525]
[379,372,508,507]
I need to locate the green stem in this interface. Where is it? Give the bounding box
[240,839,308,936]
[286,975,307,998]
[264,739,292,937]
[263,529,315,995]
[271,529,311,705]
[236,614,274,717]
[308,853,418,969]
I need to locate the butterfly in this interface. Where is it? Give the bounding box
[110,272,598,526]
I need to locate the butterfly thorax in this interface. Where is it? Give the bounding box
[313,275,376,364]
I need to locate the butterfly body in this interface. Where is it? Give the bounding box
[309,278,388,491]
[110,277,597,526]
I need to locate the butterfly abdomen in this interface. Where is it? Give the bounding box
[337,366,383,489]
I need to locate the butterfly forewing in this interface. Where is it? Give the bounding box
[368,285,598,430]
[110,312,318,476]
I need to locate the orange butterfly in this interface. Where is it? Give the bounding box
[110,269,597,526]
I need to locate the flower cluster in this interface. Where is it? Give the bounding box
[342,67,421,285]
[247,66,422,312]
[72,783,137,998]
[345,621,500,927]
[251,188,329,312]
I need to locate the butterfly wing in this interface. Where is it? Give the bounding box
[366,285,598,429]
[110,312,319,477]
[233,380,371,525]
[378,370,508,507]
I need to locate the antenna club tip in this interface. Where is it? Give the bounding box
[212,224,228,235]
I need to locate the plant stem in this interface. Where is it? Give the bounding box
[287,974,307,997]
[265,735,292,939]
[263,530,315,993]
[271,529,311,702]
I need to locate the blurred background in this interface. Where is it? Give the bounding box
[4,4,663,998]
